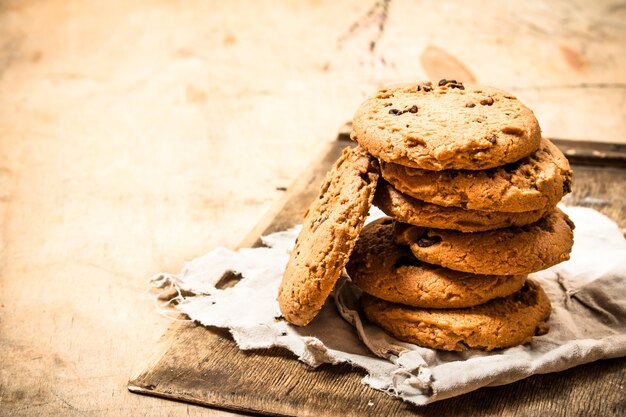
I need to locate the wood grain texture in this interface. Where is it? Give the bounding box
[129,323,626,417]
[1,0,625,416]
[129,139,626,417]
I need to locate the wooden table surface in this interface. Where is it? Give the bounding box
[1,1,624,416]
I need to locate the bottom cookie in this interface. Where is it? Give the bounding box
[361,279,551,351]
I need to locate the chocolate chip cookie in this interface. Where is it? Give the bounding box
[374,181,547,232]
[346,218,526,308]
[278,146,379,326]
[394,208,575,275]
[352,82,542,170]
[380,138,571,213]
[361,279,552,351]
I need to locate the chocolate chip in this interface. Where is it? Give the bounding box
[390,105,418,116]
[466,102,476,108]
[393,256,422,269]
[438,79,464,89]
[420,82,433,92]
[488,134,497,144]
[438,78,458,86]
[480,96,494,105]
[417,233,442,247]
[563,178,572,194]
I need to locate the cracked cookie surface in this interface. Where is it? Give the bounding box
[278,146,379,326]
[352,82,541,170]
[394,208,575,275]
[381,138,571,213]
[374,181,547,232]
[361,279,552,351]
[346,218,526,308]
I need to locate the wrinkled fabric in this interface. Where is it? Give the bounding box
[150,206,626,405]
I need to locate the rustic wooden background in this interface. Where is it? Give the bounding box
[1,0,624,416]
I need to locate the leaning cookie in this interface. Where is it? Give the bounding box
[352,81,541,170]
[374,181,547,232]
[394,208,575,275]
[278,146,379,326]
[346,218,526,308]
[380,138,572,213]
[361,279,552,351]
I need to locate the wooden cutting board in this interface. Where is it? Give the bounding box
[128,135,626,417]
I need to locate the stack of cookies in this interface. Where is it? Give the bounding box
[278,80,574,352]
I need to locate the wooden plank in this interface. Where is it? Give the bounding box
[550,139,626,168]
[129,138,626,416]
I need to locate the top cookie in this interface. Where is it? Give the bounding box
[278,146,379,326]
[352,81,542,170]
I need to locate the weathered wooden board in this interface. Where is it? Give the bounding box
[129,137,626,417]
